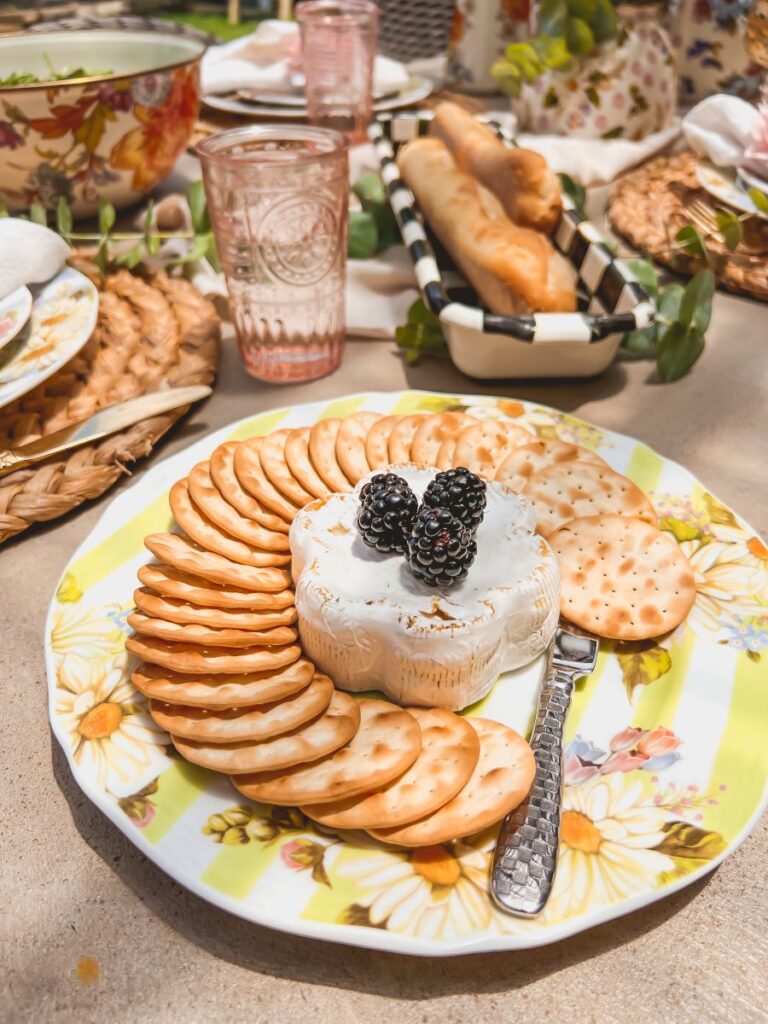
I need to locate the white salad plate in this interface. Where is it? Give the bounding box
[0,267,98,412]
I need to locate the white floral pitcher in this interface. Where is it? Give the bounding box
[669,0,762,102]
[515,16,677,138]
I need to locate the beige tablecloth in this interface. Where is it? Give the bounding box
[2,186,768,1024]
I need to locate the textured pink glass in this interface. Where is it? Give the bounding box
[198,126,348,384]
[297,0,379,144]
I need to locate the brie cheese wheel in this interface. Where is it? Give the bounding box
[290,466,559,711]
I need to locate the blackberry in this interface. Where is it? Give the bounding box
[422,467,487,532]
[359,472,410,504]
[357,474,418,553]
[406,506,477,587]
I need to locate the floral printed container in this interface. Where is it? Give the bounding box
[515,15,677,139]
[448,0,532,93]
[671,0,763,103]
[0,30,204,217]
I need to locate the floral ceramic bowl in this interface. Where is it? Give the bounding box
[0,30,204,216]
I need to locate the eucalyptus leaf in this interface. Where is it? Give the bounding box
[538,0,569,37]
[98,197,116,236]
[715,208,742,250]
[352,171,399,249]
[748,187,768,215]
[657,282,684,324]
[187,179,209,234]
[558,172,586,213]
[621,324,658,359]
[592,0,617,42]
[205,233,221,273]
[677,268,714,334]
[114,243,145,270]
[348,210,379,259]
[491,57,523,95]
[95,238,109,281]
[657,322,705,382]
[624,258,659,300]
[567,0,596,22]
[532,34,572,69]
[29,202,47,226]
[407,297,442,329]
[56,196,73,239]
[566,16,595,56]
[675,224,708,260]
[167,233,209,267]
[0,197,7,217]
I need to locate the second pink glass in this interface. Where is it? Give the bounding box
[297,0,379,144]
[198,125,348,384]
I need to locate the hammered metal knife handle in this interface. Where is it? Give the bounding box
[490,666,574,916]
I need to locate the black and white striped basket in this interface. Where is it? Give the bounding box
[369,112,655,380]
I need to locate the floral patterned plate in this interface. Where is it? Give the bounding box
[0,285,32,354]
[45,390,768,955]
[0,267,98,412]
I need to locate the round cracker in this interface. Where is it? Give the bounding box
[284,427,332,500]
[134,588,295,630]
[495,439,607,492]
[260,428,315,507]
[125,633,301,675]
[144,533,292,592]
[302,707,480,830]
[188,461,289,552]
[131,658,315,708]
[127,611,297,649]
[335,412,381,484]
[173,690,361,774]
[365,415,401,470]
[209,441,290,535]
[387,413,428,464]
[436,437,458,470]
[234,437,300,522]
[550,514,696,640]
[522,461,658,537]
[137,563,294,612]
[453,420,532,478]
[370,719,535,847]
[411,412,476,467]
[148,673,333,742]
[309,418,353,493]
[233,699,421,805]
[170,480,291,569]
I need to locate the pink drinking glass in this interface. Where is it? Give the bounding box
[297,0,379,144]
[198,125,348,384]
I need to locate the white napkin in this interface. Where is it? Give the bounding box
[201,20,409,97]
[347,248,418,338]
[0,219,71,301]
[683,95,768,179]
[518,120,682,188]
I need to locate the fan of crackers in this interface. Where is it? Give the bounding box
[127,410,696,846]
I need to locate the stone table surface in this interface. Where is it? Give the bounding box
[2,291,768,1024]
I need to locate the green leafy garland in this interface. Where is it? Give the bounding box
[0,182,220,281]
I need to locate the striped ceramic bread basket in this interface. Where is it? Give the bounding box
[369,112,655,380]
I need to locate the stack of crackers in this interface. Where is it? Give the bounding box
[127,409,695,845]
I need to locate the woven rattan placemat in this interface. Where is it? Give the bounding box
[608,151,768,302]
[0,268,220,545]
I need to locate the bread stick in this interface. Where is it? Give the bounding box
[430,101,562,235]
[396,137,576,315]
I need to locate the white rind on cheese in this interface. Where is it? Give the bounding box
[290,466,559,711]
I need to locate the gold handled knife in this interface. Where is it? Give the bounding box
[0,384,212,478]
